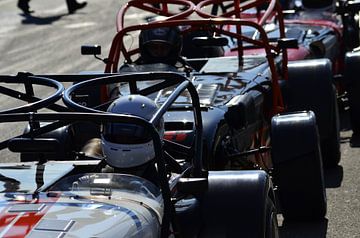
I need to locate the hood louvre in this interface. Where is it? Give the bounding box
[35,219,75,232]
[197,83,218,105]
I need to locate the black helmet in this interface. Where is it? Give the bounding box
[139,27,182,65]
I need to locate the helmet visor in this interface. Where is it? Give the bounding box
[144,41,172,58]
[103,123,152,144]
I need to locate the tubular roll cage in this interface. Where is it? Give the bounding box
[117,0,197,31]
[116,0,286,32]
[106,19,285,114]
[63,72,204,179]
[111,0,286,114]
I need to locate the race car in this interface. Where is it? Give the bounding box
[109,0,346,167]
[195,0,360,147]
[79,7,328,222]
[0,72,281,237]
[100,0,341,171]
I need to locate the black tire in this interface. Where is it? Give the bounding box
[175,197,202,238]
[343,13,360,50]
[286,59,341,167]
[320,85,341,166]
[199,170,278,237]
[345,52,360,138]
[271,111,327,221]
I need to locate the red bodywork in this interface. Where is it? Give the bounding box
[0,195,59,238]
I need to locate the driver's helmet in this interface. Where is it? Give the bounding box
[101,95,164,169]
[301,0,334,9]
[139,27,182,65]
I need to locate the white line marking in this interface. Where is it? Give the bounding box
[64,22,96,29]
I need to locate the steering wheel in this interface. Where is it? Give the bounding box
[0,73,64,114]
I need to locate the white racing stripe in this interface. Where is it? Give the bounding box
[0,206,5,214]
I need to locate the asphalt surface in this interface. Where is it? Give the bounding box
[0,0,359,237]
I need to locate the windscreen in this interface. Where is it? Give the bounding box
[49,173,162,202]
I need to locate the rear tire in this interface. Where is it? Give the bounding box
[345,52,360,145]
[271,111,327,221]
[286,59,341,167]
[320,85,341,167]
[200,170,278,237]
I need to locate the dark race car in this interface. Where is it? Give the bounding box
[110,0,346,166]
[78,7,328,221]
[195,0,360,147]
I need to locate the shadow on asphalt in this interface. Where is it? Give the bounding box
[20,14,66,25]
[324,165,343,188]
[279,219,328,238]
[339,110,352,132]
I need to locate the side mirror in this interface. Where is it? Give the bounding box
[277,38,299,49]
[8,138,60,153]
[81,45,101,55]
[192,36,229,47]
[81,45,108,64]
